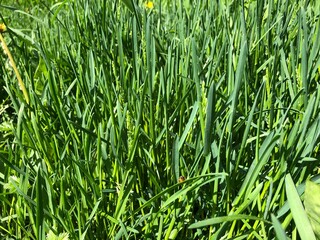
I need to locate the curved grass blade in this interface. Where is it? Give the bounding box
[189,214,265,229]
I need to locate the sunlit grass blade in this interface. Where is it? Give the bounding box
[189,214,265,229]
[285,174,316,240]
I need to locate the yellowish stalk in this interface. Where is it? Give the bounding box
[0,24,29,104]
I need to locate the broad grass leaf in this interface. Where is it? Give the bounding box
[304,180,320,239]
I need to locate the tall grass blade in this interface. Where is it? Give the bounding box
[285,174,316,240]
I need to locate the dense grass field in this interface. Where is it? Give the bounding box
[1,0,320,239]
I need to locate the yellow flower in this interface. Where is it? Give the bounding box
[0,23,7,33]
[144,1,154,9]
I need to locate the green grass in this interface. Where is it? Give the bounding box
[0,0,320,239]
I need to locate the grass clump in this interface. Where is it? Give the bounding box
[0,0,320,239]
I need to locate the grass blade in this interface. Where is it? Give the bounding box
[285,174,316,240]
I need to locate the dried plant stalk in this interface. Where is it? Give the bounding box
[0,24,29,104]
